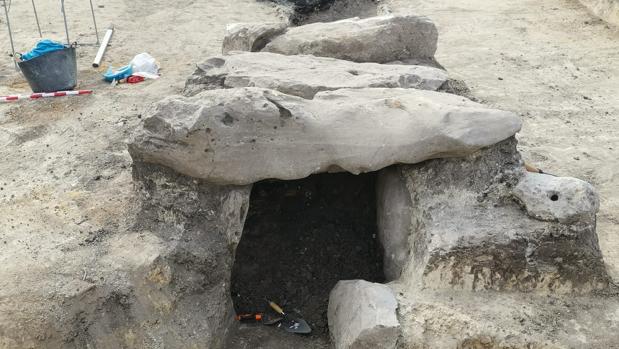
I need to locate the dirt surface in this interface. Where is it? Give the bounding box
[269,0,337,13]
[2,0,619,347]
[0,0,282,346]
[226,324,331,349]
[230,172,384,344]
[386,0,619,282]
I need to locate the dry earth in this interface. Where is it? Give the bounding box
[1,0,618,347]
[0,0,282,346]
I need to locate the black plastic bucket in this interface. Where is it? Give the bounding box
[18,47,77,93]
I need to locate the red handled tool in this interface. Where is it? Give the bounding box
[235,313,263,322]
[235,312,282,325]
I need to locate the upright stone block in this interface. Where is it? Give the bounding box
[328,280,400,349]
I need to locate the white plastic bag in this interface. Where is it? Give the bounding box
[130,53,159,78]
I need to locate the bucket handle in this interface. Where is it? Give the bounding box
[3,0,101,71]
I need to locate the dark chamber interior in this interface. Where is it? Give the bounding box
[231,172,385,337]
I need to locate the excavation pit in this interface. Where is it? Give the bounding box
[289,0,380,24]
[229,172,385,344]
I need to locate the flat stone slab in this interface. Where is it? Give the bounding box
[328,280,400,349]
[129,87,521,185]
[262,15,438,63]
[184,52,448,99]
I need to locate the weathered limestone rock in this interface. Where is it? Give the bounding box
[222,22,288,54]
[377,166,413,281]
[376,140,617,347]
[184,52,448,98]
[130,162,251,348]
[262,15,438,63]
[513,173,599,224]
[328,280,400,349]
[128,87,521,185]
[377,138,611,293]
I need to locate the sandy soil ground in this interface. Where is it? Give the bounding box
[1,0,618,347]
[386,0,619,282]
[0,0,282,346]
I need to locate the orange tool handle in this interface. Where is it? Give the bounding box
[235,313,263,322]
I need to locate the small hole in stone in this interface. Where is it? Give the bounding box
[222,113,234,126]
[550,194,559,201]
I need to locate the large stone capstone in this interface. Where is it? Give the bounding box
[222,15,441,66]
[128,87,522,185]
[184,52,448,99]
[256,15,438,63]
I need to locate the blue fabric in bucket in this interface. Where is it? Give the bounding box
[21,40,67,61]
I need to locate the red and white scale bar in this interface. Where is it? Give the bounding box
[0,90,93,103]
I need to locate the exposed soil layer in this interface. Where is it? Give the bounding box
[269,0,379,24]
[270,0,337,14]
[231,172,385,340]
[226,325,331,349]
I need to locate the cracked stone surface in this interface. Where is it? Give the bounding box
[328,280,400,349]
[377,138,611,294]
[129,87,521,185]
[184,52,448,99]
[261,15,438,63]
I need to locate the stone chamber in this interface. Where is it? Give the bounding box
[228,172,385,346]
[124,9,619,348]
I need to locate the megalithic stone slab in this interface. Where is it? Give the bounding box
[262,15,438,63]
[184,52,448,99]
[128,87,521,185]
[328,280,400,349]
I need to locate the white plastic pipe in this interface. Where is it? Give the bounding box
[93,26,114,68]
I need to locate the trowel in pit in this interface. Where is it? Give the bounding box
[268,300,312,334]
